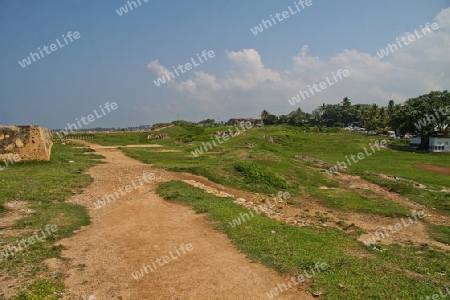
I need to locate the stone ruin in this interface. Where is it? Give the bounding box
[0,125,53,161]
[147,134,169,140]
[212,130,248,138]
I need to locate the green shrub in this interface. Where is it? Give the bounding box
[233,162,287,189]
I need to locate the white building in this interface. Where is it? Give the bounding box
[409,136,450,152]
[429,137,450,153]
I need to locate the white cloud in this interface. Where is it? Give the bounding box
[224,49,281,89]
[146,8,450,119]
[436,7,450,29]
[146,59,166,77]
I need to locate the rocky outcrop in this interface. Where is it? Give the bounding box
[0,125,53,161]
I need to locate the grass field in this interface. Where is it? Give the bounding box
[110,125,449,216]
[0,143,103,299]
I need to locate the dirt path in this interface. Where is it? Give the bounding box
[55,141,312,300]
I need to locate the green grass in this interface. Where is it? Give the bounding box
[0,143,103,205]
[0,203,90,277]
[428,225,450,245]
[86,123,221,146]
[0,143,103,297]
[359,173,450,215]
[86,132,154,146]
[13,278,64,300]
[233,161,287,189]
[311,188,410,217]
[157,180,450,299]
[15,202,91,239]
[114,125,450,217]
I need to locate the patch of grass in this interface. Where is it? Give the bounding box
[0,143,102,297]
[361,174,450,215]
[15,203,90,239]
[14,278,63,300]
[428,225,450,245]
[0,242,63,278]
[0,201,91,279]
[88,123,241,146]
[157,180,450,299]
[311,188,410,217]
[0,143,103,206]
[86,132,153,146]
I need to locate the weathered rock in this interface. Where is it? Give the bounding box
[0,125,53,161]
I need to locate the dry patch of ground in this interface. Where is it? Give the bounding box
[0,201,34,238]
[0,201,38,298]
[415,164,450,176]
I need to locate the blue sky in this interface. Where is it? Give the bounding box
[0,0,449,129]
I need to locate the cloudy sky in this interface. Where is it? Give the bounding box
[0,0,449,129]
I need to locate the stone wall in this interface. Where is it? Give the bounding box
[0,125,53,161]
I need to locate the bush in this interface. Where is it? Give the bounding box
[233,162,287,189]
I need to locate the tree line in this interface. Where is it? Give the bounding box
[260,90,450,149]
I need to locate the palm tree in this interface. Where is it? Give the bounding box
[387,100,395,126]
[260,110,269,122]
[341,97,351,108]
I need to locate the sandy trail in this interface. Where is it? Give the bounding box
[57,141,312,300]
